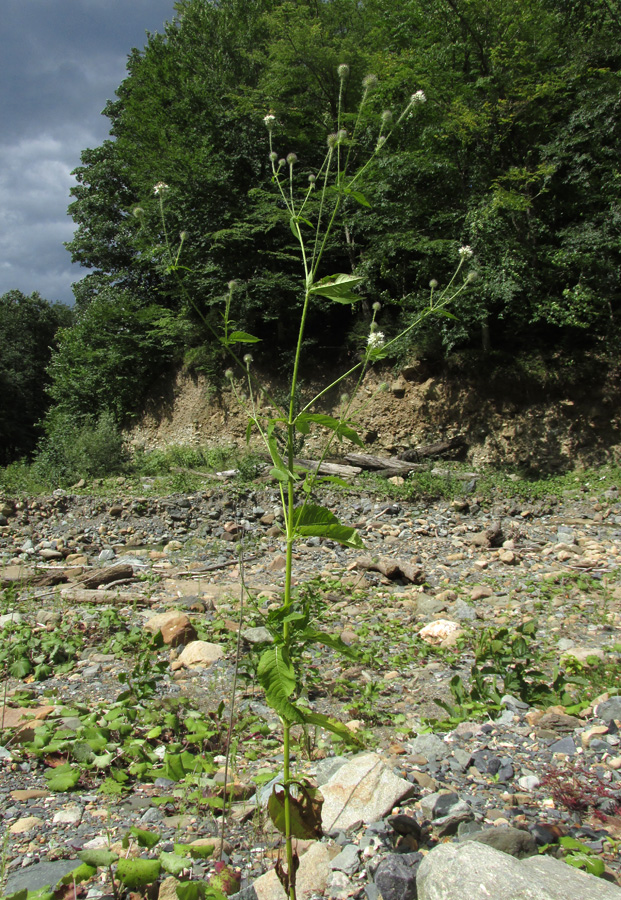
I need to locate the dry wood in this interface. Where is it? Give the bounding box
[75,564,134,589]
[294,457,362,477]
[344,453,419,472]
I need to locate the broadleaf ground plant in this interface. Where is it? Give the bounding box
[153,65,475,899]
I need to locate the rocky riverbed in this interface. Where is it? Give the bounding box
[1,479,621,900]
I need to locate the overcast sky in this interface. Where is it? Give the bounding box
[0,0,178,306]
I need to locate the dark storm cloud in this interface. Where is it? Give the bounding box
[0,0,177,303]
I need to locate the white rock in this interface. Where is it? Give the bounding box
[176,640,224,668]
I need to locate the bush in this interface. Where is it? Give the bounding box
[33,411,130,486]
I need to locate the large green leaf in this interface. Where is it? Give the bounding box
[295,413,363,447]
[124,826,161,850]
[300,628,360,659]
[44,763,81,792]
[116,857,161,889]
[303,711,363,746]
[77,849,119,868]
[227,330,261,344]
[293,504,364,549]
[257,648,305,724]
[267,781,324,839]
[160,851,189,876]
[309,273,363,303]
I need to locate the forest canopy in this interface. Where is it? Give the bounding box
[41,0,621,430]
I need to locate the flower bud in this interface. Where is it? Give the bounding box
[286,152,298,166]
[340,393,349,405]
[327,133,338,149]
[133,207,145,219]
[362,74,378,91]
[225,369,234,380]
[338,63,349,80]
[243,353,253,366]
[372,301,381,312]
[376,135,387,150]
[337,129,347,143]
[308,174,316,184]
[228,280,237,291]
[466,271,479,283]
[278,158,286,168]
[179,231,187,241]
[429,278,438,289]
[269,151,278,162]
[381,110,393,124]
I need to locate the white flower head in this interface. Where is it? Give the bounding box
[338,63,350,80]
[459,245,474,259]
[410,90,427,105]
[263,113,277,130]
[367,331,385,350]
[153,182,169,196]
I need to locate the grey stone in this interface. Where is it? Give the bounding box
[549,736,576,755]
[461,825,538,858]
[5,859,83,893]
[597,696,621,722]
[0,612,22,628]
[374,853,422,900]
[409,734,450,762]
[321,752,416,832]
[329,843,360,875]
[419,791,468,820]
[416,840,621,900]
[241,626,273,644]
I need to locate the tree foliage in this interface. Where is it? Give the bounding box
[59,0,621,423]
[0,290,71,464]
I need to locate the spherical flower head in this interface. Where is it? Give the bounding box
[376,135,387,150]
[327,133,338,150]
[410,90,427,105]
[278,158,286,168]
[133,207,145,219]
[243,353,253,366]
[340,393,349,405]
[367,330,385,350]
[227,280,237,291]
[466,271,479,284]
[372,301,381,312]
[362,74,378,91]
[381,110,393,125]
[337,129,347,143]
[263,113,277,130]
[269,151,278,163]
[459,245,474,260]
[338,63,349,80]
[153,182,169,196]
[429,278,438,289]
[286,152,297,166]
[224,369,234,380]
[308,173,316,184]
[179,231,187,241]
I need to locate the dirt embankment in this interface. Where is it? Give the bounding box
[128,357,621,473]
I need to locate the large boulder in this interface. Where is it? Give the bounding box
[416,840,621,900]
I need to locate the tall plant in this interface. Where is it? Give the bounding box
[153,65,474,900]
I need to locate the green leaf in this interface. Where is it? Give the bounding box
[127,826,161,849]
[293,504,364,549]
[304,711,364,746]
[10,658,32,678]
[160,851,189,876]
[295,413,364,447]
[267,781,324,839]
[116,857,161,889]
[309,273,364,304]
[44,763,80,792]
[227,330,261,344]
[57,863,97,886]
[77,849,119,868]
[300,628,360,659]
[346,189,371,208]
[257,647,305,724]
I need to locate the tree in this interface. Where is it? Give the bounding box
[0,290,71,464]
